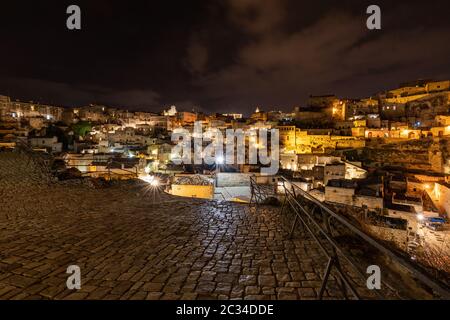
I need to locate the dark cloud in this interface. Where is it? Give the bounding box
[0,0,449,114]
[191,1,450,112]
[227,0,285,35]
[185,39,209,75]
[0,77,160,110]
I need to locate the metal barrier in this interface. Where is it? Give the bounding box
[249,175,277,206]
[250,175,450,300]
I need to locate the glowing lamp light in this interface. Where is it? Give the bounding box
[216,156,224,164]
[417,214,425,221]
[140,175,160,187]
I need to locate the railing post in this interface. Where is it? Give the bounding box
[318,257,334,300]
[280,180,287,214]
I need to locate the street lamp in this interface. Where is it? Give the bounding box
[216,156,224,164]
[215,155,224,175]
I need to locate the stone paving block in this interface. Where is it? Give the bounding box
[238,275,256,286]
[298,287,317,298]
[0,153,390,300]
[214,282,232,295]
[87,287,110,299]
[245,286,260,295]
[181,292,198,300]
[3,275,38,288]
[258,275,276,287]
[65,292,89,300]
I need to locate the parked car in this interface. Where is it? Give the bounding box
[424,217,446,231]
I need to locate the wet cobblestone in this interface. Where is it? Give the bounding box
[0,152,380,300]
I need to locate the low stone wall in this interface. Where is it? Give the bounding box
[171,184,214,200]
[365,225,408,250]
[216,173,252,187]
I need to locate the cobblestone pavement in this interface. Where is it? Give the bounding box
[0,152,375,300]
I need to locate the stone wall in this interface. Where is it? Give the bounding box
[216,173,252,187]
[432,183,450,218]
[325,187,383,209]
[171,184,214,200]
[365,225,408,250]
[353,195,384,210]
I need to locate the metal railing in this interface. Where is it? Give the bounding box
[249,175,277,206]
[250,175,450,300]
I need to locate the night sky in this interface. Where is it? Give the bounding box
[1,0,450,115]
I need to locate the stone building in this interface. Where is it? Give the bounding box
[324,179,383,210]
[428,139,444,173]
[29,136,63,153]
[324,164,346,185]
[0,95,64,123]
[277,125,365,154]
